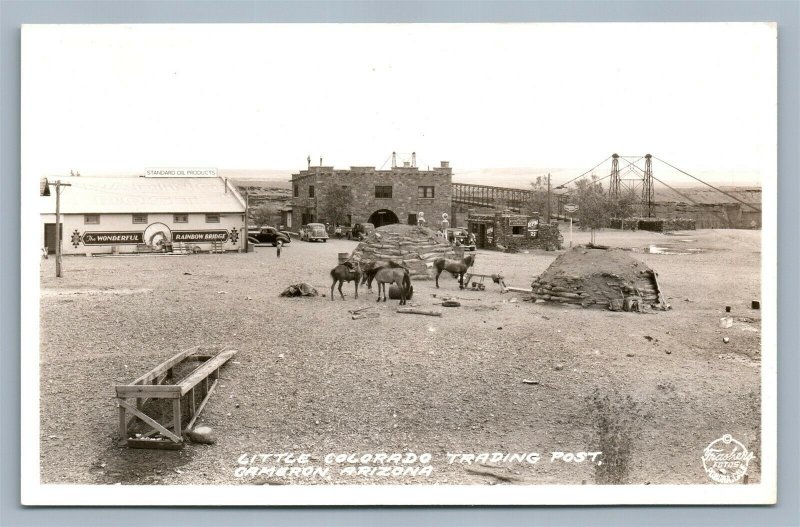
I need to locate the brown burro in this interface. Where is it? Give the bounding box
[433,253,476,289]
[330,260,362,300]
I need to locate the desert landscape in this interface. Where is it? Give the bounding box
[38,227,761,486]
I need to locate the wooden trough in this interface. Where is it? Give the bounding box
[115,346,237,450]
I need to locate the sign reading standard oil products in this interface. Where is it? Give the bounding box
[173,230,229,243]
[83,232,144,245]
[144,167,218,177]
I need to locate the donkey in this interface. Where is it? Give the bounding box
[329,260,362,300]
[360,260,406,293]
[433,253,476,289]
[373,266,412,305]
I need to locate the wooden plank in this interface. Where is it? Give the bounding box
[186,378,218,430]
[129,345,201,386]
[189,388,196,416]
[503,286,532,293]
[117,399,182,443]
[396,308,442,317]
[118,404,127,446]
[178,349,237,396]
[127,438,184,451]
[172,399,182,440]
[115,385,182,398]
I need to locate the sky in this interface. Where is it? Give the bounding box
[22,23,776,187]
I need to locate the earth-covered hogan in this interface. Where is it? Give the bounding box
[349,224,458,279]
[531,247,667,311]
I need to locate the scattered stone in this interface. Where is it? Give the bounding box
[183,272,192,275]
[751,300,760,310]
[665,350,672,355]
[521,379,539,385]
[554,364,564,371]
[723,337,730,344]
[626,353,635,357]
[644,335,654,342]
[187,425,216,445]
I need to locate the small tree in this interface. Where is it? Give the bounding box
[528,175,551,217]
[573,177,636,244]
[250,204,277,227]
[318,185,353,227]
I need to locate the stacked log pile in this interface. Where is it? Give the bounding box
[349,224,457,279]
[531,247,667,311]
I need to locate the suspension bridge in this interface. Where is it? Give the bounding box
[451,154,761,221]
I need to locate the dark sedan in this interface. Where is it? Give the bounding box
[248,226,291,246]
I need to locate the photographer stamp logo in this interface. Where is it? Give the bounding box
[702,434,755,483]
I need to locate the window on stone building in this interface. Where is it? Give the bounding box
[375,185,392,199]
[293,184,299,197]
[512,225,524,235]
[418,186,435,198]
[205,213,220,223]
[84,214,100,225]
[132,213,148,224]
[309,185,315,198]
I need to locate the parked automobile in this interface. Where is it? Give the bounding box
[445,228,476,251]
[348,223,375,240]
[301,223,329,242]
[247,226,291,246]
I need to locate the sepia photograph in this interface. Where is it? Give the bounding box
[20,22,776,505]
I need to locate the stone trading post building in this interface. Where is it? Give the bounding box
[290,159,453,229]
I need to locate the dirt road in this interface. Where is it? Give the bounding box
[38,228,762,485]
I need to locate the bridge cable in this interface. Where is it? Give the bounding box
[652,155,761,212]
[555,155,614,188]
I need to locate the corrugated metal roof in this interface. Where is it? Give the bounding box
[40,176,246,214]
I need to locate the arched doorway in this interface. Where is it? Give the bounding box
[368,209,399,228]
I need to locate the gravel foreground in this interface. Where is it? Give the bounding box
[38,228,762,486]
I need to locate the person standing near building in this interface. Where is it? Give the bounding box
[276,239,282,258]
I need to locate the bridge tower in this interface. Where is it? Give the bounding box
[609,153,621,198]
[643,153,654,217]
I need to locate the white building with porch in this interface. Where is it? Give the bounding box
[40,175,247,255]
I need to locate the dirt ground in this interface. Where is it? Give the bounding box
[38,228,762,486]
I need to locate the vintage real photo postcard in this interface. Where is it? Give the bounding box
[20,23,776,505]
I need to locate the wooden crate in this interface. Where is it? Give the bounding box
[115,346,237,450]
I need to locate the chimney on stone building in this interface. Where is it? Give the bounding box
[392,151,397,168]
[412,151,417,167]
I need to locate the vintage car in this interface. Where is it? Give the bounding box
[445,228,476,251]
[348,223,375,240]
[300,223,329,242]
[247,226,291,246]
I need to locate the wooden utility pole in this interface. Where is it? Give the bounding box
[48,180,72,278]
[244,190,249,253]
[546,173,551,223]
